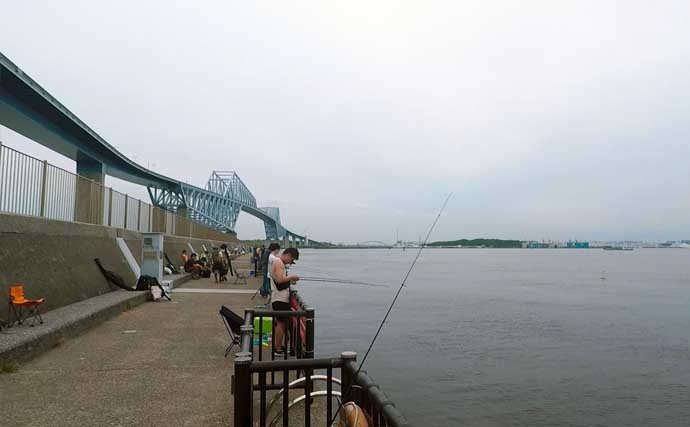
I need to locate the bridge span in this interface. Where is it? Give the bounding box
[0,51,306,244]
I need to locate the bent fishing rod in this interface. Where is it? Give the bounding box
[330,192,453,424]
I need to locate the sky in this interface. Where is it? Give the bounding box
[1,0,690,243]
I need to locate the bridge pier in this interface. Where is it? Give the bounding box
[75,152,105,224]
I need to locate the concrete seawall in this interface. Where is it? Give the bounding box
[0,212,239,317]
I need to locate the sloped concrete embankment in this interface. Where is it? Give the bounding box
[0,212,240,315]
[0,213,136,313]
[0,212,239,365]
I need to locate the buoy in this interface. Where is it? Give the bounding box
[341,402,370,427]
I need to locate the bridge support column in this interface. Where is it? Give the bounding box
[75,152,105,225]
[283,234,289,249]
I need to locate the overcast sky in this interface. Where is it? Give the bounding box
[2,1,690,243]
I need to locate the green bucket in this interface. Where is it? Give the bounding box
[253,316,273,334]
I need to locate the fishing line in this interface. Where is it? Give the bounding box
[290,265,335,275]
[288,265,388,287]
[297,276,388,288]
[330,192,453,424]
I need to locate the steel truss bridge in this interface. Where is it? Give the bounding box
[0,51,306,243]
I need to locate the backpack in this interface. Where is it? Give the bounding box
[136,275,154,291]
[137,275,171,301]
[212,250,224,266]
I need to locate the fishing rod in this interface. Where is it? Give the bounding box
[290,266,338,275]
[330,192,452,424]
[297,276,388,288]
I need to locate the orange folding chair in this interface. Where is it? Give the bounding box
[7,285,44,327]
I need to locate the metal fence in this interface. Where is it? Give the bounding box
[0,143,233,241]
[233,291,410,427]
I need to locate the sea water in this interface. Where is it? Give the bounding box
[295,248,690,426]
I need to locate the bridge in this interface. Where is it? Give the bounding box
[357,241,392,247]
[0,51,307,245]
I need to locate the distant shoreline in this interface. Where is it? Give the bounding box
[304,246,687,250]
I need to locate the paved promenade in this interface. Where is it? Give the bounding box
[0,257,266,427]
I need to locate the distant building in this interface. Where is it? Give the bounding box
[524,240,589,249]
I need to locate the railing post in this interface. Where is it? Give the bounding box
[233,352,253,426]
[305,307,315,360]
[304,306,316,426]
[39,160,48,217]
[123,195,128,229]
[89,180,95,223]
[241,324,254,357]
[341,351,358,404]
[0,143,3,212]
[97,184,103,225]
[108,188,113,226]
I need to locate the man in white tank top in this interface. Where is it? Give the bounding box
[271,247,300,353]
[261,243,280,299]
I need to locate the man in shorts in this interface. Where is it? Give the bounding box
[270,247,300,354]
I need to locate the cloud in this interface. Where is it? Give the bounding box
[2,1,690,242]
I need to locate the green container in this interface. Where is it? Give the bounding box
[253,317,273,334]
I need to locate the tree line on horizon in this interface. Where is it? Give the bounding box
[427,238,522,248]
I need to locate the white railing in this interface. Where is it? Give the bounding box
[0,143,233,241]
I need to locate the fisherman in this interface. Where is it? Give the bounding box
[211,247,228,283]
[271,247,300,354]
[260,243,280,298]
[259,245,266,275]
[220,243,234,277]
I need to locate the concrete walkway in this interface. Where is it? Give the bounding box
[0,290,148,366]
[0,268,267,426]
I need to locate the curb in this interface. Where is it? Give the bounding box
[0,291,148,367]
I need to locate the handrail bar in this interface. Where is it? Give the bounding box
[251,308,308,317]
[249,357,344,373]
[342,360,412,427]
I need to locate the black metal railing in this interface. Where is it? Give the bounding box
[341,359,412,427]
[232,291,410,426]
[239,292,315,364]
[234,351,411,426]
